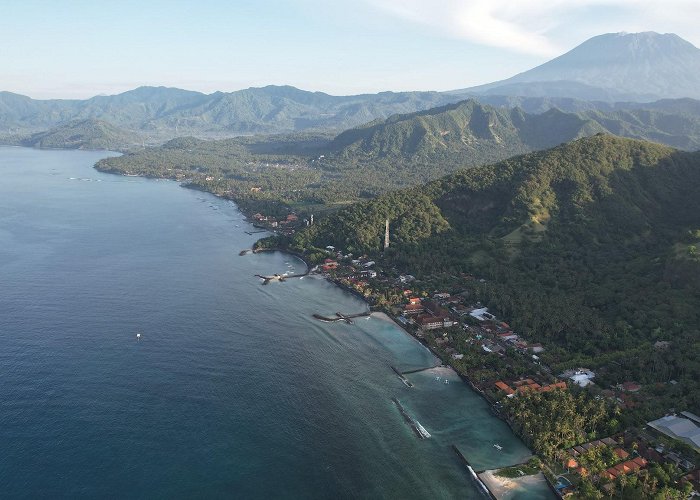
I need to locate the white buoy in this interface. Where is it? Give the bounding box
[136,333,141,341]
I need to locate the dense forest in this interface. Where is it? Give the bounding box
[290,135,700,416]
[0,119,143,151]
[94,98,700,219]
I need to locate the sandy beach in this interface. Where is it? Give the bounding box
[479,470,554,499]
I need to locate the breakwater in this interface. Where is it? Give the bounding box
[452,446,497,499]
[392,397,431,439]
[390,366,414,388]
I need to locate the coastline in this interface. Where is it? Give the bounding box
[97,162,540,497]
[251,247,312,275]
[479,470,554,500]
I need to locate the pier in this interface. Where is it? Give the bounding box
[312,311,371,324]
[254,273,288,284]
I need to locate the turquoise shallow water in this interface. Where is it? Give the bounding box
[0,147,549,499]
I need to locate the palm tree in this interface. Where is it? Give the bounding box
[617,473,628,496]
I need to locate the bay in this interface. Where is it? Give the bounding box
[0,147,548,499]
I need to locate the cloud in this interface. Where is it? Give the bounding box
[362,0,700,56]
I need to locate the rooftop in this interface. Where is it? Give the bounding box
[647,414,700,452]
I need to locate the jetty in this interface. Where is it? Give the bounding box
[390,366,414,388]
[400,365,443,375]
[312,311,370,324]
[254,265,310,284]
[255,273,288,284]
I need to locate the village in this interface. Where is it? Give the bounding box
[306,243,700,499]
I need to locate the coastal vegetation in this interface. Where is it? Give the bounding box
[505,390,617,458]
[286,135,700,419]
[92,98,700,223]
[495,457,541,478]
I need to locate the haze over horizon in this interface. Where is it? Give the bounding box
[3,0,699,99]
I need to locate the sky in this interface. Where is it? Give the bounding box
[2,0,698,99]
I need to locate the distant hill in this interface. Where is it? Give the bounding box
[328,98,700,170]
[98,98,700,211]
[3,31,700,139]
[293,136,700,409]
[457,32,700,101]
[10,119,142,150]
[329,99,605,166]
[0,85,457,136]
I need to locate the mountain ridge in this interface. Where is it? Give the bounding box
[3,32,700,137]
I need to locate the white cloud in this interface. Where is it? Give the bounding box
[362,0,700,56]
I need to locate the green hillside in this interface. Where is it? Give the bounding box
[291,135,700,414]
[17,119,142,151]
[97,97,700,220]
[329,100,604,164]
[329,99,700,168]
[95,101,617,212]
[0,86,456,136]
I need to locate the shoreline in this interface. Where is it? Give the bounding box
[251,247,312,276]
[478,470,554,500]
[97,161,540,496]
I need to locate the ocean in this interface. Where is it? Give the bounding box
[0,147,551,499]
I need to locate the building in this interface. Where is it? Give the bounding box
[403,303,425,316]
[562,368,596,387]
[321,260,338,272]
[495,381,516,396]
[647,414,700,452]
[414,312,453,331]
[416,314,444,331]
[469,307,494,321]
[620,381,642,392]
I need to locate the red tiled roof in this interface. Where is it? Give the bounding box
[622,381,642,392]
[495,381,515,395]
[603,470,617,480]
[565,458,578,468]
[404,304,424,311]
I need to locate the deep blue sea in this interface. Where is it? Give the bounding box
[0,147,552,499]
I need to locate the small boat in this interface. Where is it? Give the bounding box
[493,444,502,450]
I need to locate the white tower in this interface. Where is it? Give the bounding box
[384,219,390,250]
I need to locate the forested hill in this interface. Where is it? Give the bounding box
[292,135,700,412]
[10,119,142,150]
[97,97,700,214]
[329,100,605,161]
[0,85,456,136]
[329,99,700,166]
